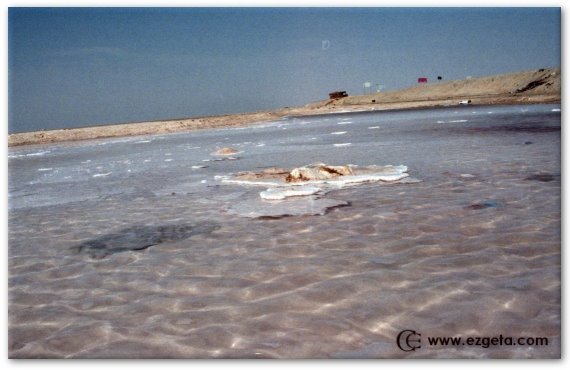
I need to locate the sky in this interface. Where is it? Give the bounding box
[8,7,561,133]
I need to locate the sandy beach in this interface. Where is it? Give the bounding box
[8,67,560,147]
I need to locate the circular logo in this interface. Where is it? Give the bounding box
[396,329,422,352]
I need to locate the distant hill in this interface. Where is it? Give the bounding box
[308,67,560,108]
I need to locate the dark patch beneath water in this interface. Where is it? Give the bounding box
[465,200,501,210]
[435,119,560,136]
[255,201,351,220]
[466,124,560,133]
[525,173,555,182]
[70,222,220,259]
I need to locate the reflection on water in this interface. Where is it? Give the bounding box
[8,105,560,358]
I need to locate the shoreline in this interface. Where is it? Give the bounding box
[8,94,560,148]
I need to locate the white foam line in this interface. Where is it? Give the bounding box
[337,122,352,125]
[331,131,347,135]
[260,186,321,200]
[164,159,173,162]
[27,151,51,157]
[93,172,112,178]
[326,173,409,184]
[449,119,468,123]
[334,143,352,147]
[9,150,52,158]
[192,165,207,169]
[135,140,151,143]
[37,168,53,172]
[552,108,561,112]
[368,126,380,129]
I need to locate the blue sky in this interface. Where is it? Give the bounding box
[9,7,560,133]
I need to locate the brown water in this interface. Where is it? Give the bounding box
[8,105,561,358]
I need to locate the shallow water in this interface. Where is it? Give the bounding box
[8,104,561,358]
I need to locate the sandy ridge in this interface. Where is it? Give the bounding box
[9,67,560,147]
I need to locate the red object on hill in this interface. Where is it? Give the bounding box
[418,77,428,83]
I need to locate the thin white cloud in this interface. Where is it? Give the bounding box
[49,46,129,58]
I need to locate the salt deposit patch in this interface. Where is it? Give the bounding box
[220,163,412,194]
[212,147,241,156]
[217,163,417,217]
